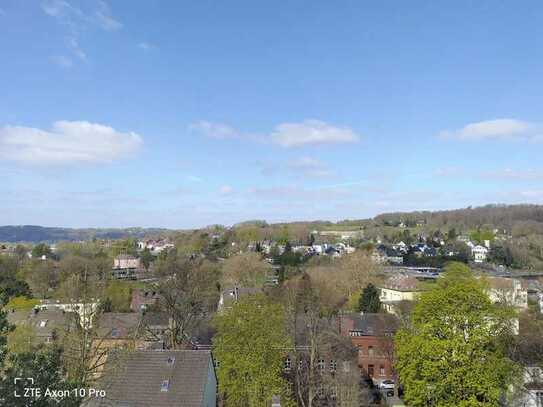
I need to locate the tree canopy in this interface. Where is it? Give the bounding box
[213,294,293,406]
[395,265,519,406]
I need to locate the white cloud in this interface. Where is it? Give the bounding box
[271,120,359,147]
[190,119,360,148]
[50,55,73,68]
[219,185,233,195]
[438,119,540,141]
[0,121,143,165]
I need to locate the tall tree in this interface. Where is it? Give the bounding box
[395,265,519,406]
[213,294,293,407]
[155,256,220,348]
[358,283,381,313]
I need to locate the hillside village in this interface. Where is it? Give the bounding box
[0,205,542,406]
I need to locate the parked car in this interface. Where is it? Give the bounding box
[379,379,395,390]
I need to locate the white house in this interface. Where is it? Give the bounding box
[378,275,422,314]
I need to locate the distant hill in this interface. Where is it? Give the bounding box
[0,225,172,243]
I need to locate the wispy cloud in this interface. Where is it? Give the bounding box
[190,119,361,148]
[94,0,122,30]
[438,118,541,142]
[271,120,360,147]
[257,156,335,179]
[0,121,142,165]
[41,0,121,64]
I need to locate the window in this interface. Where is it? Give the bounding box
[330,360,337,372]
[284,357,291,371]
[536,391,543,407]
[380,366,385,376]
[39,320,48,328]
[111,328,119,338]
[317,386,325,398]
[318,359,325,370]
[368,364,374,377]
[160,380,170,392]
[167,356,175,366]
[368,346,374,357]
[298,359,304,370]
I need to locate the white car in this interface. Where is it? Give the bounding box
[379,380,395,390]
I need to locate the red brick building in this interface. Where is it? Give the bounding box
[340,313,400,383]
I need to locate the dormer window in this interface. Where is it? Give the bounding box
[167,356,175,366]
[160,380,170,392]
[111,328,119,338]
[39,320,48,328]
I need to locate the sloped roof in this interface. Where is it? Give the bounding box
[343,313,400,336]
[382,274,420,291]
[96,313,141,339]
[94,350,213,407]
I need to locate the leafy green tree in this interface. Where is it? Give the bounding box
[357,283,381,313]
[395,265,519,406]
[0,346,80,406]
[31,243,52,259]
[213,294,293,406]
[0,307,13,368]
[0,255,31,303]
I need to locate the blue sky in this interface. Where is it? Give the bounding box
[1,0,543,228]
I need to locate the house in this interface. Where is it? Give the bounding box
[131,288,161,312]
[514,366,543,407]
[87,350,217,407]
[7,308,73,344]
[139,312,170,348]
[112,254,142,280]
[472,245,489,263]
[37,299,99,329]
[340,313,400,384]
[282,314,359,403]
[486,277,528,309]
[114,254,141,270]
[378,275,422,314]
[372,245,403,265]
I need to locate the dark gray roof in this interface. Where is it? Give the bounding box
[97,313,141,339]
[94,350,214,407]
[343,313,400,336]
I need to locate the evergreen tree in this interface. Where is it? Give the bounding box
[357,283,381,313]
